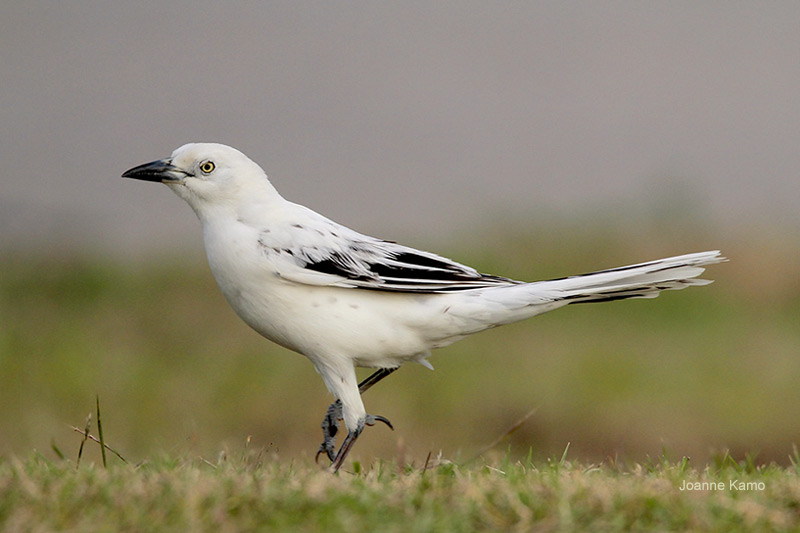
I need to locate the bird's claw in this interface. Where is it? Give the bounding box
[365,414,393,430]
[314,400,393,467]
[315,399,342,463]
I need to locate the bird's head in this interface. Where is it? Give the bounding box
[122,143,279,215]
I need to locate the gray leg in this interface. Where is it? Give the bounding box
[315,367,397,465]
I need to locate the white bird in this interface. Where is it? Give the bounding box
[122,143,724,472]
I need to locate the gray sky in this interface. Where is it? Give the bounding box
[2,2,799,256]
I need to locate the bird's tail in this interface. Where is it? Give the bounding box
[532,250,725,305]
[447,251,726,333]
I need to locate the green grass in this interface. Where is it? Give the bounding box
[1,450,798,531]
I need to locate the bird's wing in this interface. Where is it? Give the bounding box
[259,216,519,293]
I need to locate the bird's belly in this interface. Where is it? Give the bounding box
[216,273,433,367]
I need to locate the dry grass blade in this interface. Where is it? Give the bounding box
[422,450,432,473]
[70,426,128,464]
[467,407,538,463]
[76,413,91,468]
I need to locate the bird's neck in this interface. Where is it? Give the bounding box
[193,186,287,229]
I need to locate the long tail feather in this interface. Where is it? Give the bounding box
[442,251,725,337]
[538,251,725,304]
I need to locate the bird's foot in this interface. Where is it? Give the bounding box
[314,400,393,469]
[329,415,394,473]
[315,399,343,463]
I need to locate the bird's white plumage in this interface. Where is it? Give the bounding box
[126,142,725,437]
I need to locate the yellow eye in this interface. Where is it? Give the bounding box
[200,161,215,174]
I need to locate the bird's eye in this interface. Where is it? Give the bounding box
[200,161,216,174]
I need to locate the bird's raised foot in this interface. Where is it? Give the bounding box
[365,413,393,430]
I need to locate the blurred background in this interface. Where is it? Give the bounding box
[1,2,798,466]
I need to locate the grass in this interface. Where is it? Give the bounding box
[1,219,799,529]
[1,448,799,531]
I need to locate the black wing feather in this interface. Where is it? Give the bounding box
[302,244,519,293]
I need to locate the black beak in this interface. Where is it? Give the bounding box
[122,159,188,183]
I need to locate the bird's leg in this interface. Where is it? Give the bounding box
[315,367,397,464]
[316,399,344,462]
[330,414,394,473]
